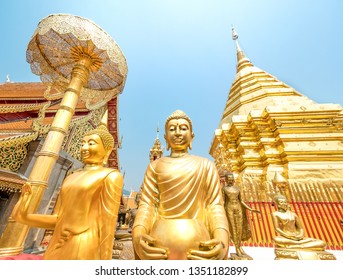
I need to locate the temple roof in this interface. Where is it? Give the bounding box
[0,169,27,193]
[0,82,47,100]
[0,82,88,110]
[0,81,90,144]
[0,81,120,185]
[219,28,317,127]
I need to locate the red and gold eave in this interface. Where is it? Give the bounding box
[0,81,120,168]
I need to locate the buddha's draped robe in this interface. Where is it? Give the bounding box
[223,186,251,242]
[134,154,229,238]
[43,168,122,260]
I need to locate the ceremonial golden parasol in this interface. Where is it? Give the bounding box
[0,14,128,255]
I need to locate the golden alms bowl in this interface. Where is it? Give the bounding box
[150,219,210,260]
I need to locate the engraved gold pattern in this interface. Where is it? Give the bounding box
[26,14,128,110]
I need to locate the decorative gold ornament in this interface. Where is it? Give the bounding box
[0,133,38,172]
[0,102,49,114]
[27,14,127,110]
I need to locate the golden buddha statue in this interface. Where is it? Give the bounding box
[270,174,336,260]
[132,110,229,260]
[12,124,123,260]
[271,192,326,251]
[222,172,260,260]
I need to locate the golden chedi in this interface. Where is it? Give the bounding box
[12,124,123,259]
[210,28,343,250]
[132,110,229,260]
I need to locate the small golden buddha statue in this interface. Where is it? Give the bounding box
[222,172,260,260]
[13,124,123,260]
[271,192,326,251]
[270,173,336,260]
[132,110,229,260]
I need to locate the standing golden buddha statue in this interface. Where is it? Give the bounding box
[12,124,123,260]
[132,110,229,260]
[222,172,260,260]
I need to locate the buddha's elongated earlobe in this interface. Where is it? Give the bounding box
[188,132,195,150]
[164,134,170,151]
[102,150,111,166]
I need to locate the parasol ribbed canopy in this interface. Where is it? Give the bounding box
[26,14,128,109]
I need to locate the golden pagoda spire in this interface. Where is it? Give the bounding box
[231,26,253,72]
[272,172,287,185]
[210,25,343,251]
[149,126,163,162]
[215,27,310,127]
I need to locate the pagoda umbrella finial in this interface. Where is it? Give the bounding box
[230,25,253,72]
[232,25,238,40]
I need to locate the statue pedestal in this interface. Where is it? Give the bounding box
[274,248,336,260]
[229,253,253,260]
[113,230,134,260]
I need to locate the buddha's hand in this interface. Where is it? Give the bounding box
[12,182,32,220]
[187,239,225,260]
[138,234,168,260]
[285,232,299,241]
[292,233,304,241]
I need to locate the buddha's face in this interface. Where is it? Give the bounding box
[224,174,235,186]
[81,134,106,165]
[165,118,194,152]
[276,197,288,212]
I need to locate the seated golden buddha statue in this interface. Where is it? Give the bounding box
[12,124,123,260]
[271,192,326,251]
[222,171,260,259]
[132,110,229,260]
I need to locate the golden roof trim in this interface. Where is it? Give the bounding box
[0,101,50,114]
[0,132,38,147]
[0,169,27,193]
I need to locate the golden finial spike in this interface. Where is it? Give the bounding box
[100,109,108,127]
[230,26,253,72]
[272,172,287,184]
[232,26,242,54]
[232,26,238,40]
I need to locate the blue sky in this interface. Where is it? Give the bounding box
[1,0,342,191]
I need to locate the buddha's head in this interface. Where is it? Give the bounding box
[164,110,194,152]
[274,191,288,212]
[81,124,114,166]
[223,171,235,186]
